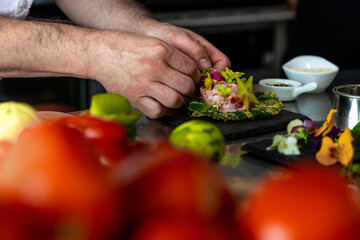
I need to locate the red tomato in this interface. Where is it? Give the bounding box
[61,115,130,166]
[238,166,360,240]
[0,119,126,239]
[118,139,236,224]
[0,202,57,240]
[0,140,12,163]
[131,215,238,240]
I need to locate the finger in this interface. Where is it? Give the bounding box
[165,49,201,84]
[172,30,231,71]
[155,67,195,96]
[167,30,211,69]
[147,82,185,109]
[192,34,231,71]
[208,48,231,71]
[134,97,167,119]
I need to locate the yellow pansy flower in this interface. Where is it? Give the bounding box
[315,128,354,167]
[313,109,338,137]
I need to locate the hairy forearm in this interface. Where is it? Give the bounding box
[53,0,156,33]
[0,17,96,78]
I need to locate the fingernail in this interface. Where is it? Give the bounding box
[199,58,211,69]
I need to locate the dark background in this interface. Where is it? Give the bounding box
[1,0,291,111]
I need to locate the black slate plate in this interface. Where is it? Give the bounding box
[150,107,310,142]
[242,136,319,168]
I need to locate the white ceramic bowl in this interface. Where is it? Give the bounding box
[282,55,339,93]
[259,79,318,101]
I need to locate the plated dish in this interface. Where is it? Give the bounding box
[186,68,284,121]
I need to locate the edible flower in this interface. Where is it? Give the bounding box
[313,126,341,150]
[303,119,317,132]
[211,69,222,82]
[287,119,304,134]
[219,68,245,84]
[267,134,300,155]
[287,119,317,143]
[315,128,354,166]
[236,76,259,110]
[313,109,338,137]
[204,72,213,90]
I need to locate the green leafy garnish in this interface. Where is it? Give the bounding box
[352,122,360,149]
[220,143,247,168]
[351,163,360,175]
[217,84,232,97]
[188,102,218,112]
[219,68,246,83]
[186,92,284,121]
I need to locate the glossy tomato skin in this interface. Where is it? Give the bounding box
[0,202,58,240]
[238,167,360,240]
[0,140,12,164]
[118,139,236,225]
[131,215,239,240]
[61,115,130,166]
[0,119,126,239]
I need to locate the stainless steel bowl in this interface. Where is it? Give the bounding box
[333,84,360,129]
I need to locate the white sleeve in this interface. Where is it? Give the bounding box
[0,0,33,19]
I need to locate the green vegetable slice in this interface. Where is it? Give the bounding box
[186,92,284,121]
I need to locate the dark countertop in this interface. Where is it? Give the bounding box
[135,68,360,195]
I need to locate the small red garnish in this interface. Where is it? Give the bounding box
[230,97,237,104]
[211,70,222,82]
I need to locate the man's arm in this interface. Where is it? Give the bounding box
[0,17,93,78]
[53,0,152,33]
[0,17,199,118]
[54,0,231,70]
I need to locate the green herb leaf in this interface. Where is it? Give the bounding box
[186,92,283,121]
[218,87,231,97]
[188,102,209,112]
[352,122,360,148]
[296,129,309,143]
[351,163,360,174]
[219,68,245,84]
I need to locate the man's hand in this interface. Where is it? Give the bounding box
[54,0,231,71]
[141,21,231,71]
[90,30,200,119]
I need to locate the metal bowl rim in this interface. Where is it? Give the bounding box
[332,84,360,99]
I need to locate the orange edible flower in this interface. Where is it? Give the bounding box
[315,128,354,166]
[313,109,338,137]
[204,72,213,90]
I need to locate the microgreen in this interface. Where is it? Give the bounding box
[219,68,245,83]
[217,84,232,97]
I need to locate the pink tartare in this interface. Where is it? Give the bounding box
[200,82,245,112]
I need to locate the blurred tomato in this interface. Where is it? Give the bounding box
[0,203,57,240]
[131,215,238,240]
[0,140,12,163]
[0,119,126,239]
[61,115,130,166]
[116,139,236,224]
[238,166,360,240]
